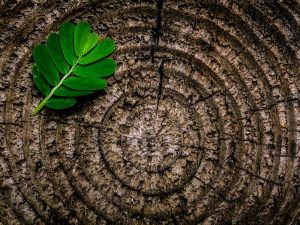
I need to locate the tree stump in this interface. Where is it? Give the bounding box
[0,0,300,224]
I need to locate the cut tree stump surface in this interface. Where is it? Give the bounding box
[0,0,300,224]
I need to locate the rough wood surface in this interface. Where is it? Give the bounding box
[0,0,300,224]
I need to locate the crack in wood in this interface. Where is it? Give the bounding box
[194,176,234,203]
[234,165,283,186]
[150,0,164,62]
[89,0,97,14]
[155,59,165,118]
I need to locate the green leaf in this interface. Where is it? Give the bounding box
[59,22,77,65]
[54,86,94,97]
[47,33,70,74]
[45,98,77,109]
[83,32,98,55]
[63,77,107,90]
[33,44,60,86]
[74,21,91,57]
[73,58,116,77]
[79,38,115,65]
[32,64,50,96]
[32,20,117,115]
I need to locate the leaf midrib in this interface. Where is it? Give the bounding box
[32,55,82,116]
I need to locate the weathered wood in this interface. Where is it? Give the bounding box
[0,0,300,224]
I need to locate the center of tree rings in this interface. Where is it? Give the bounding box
[100,87,203,195]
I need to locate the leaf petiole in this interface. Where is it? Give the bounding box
[32,56,82,116]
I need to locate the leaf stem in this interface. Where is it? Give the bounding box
[32,56,82,116]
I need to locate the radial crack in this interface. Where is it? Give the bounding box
[89,0,97,14]
[194,176,233,203]
[150,0,164,62]
[234,165,283,186]
[155,59,165,117]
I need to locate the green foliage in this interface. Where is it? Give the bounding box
[32,21,116,115]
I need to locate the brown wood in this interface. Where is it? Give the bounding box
[0,0,300,224]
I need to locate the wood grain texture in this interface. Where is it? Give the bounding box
[0,0,300,224]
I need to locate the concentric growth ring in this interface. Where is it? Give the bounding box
[100,85,203,195]
[0,0,299,225]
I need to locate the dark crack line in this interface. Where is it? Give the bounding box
[150,0,164,62]
[89,0,97,14]
[155,59,165,117]
[172,217,179,225]
[194,176,233,203]
[234,165,283,186]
